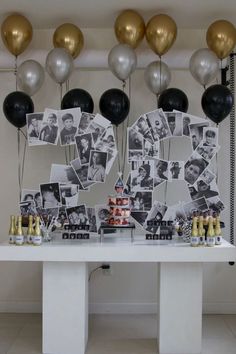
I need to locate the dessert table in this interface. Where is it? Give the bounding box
[0,237,235,354]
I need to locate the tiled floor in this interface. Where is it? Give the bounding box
[0,313,236,353]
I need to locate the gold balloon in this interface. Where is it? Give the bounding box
[115,10,145,49]
[146,14,177,57]
[53,23,84,59]
[1,14,32,57]
[206,20,236,59]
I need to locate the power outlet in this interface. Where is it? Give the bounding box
[102,264,112,276]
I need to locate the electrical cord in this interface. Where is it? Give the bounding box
[88,264,110,281]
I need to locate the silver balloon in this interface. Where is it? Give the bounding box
[45,48,74,84]
[144,61,171,95]
[17,60,45,96]
[189,48,219,87]
[108,44,137,81]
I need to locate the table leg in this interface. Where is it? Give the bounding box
[43,262,88,354]
[158,262,202,354]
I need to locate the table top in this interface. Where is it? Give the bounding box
[0,236,235,262]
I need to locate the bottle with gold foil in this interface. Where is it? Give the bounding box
[207,216,215,247]
[8,215,16,244]
[15,216,24,246]
[198,215,206,246]
[215,215,222,245]
[27,215,34,244]
[33,216,42,246]
[191,216,199,247]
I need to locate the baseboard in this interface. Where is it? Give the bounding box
[1,301,236,314]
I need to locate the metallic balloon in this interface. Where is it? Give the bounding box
[45,48,74,84]
[146,14,177,57]
[17,60,45,96]
[144,61,171,95]
[206,20,236,59]
[53,23,84,59]
[1,14,33,56]
[189,48,219,87]
[108,44,137,81]
[115,10,145,49]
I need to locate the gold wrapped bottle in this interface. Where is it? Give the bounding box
[198,215,206,246]
[191,216,199,247]
[15,216,24,246]
[33,216,42,246]
[215,215,222,245]
[27,215,34,244]
[8,215,16,244]
[207,216,215,247]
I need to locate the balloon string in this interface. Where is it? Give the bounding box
[20,129,27,190]
[215,123,219,184]
[164,139,171,205]
[66,80,70,92]
[17,129,21,202]
[14,56,18,91]
[122,76,131,178]
[115,125,121,173]
[60,83,69,165]
[160,56,162,95]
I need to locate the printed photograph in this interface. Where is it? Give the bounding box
[188,179,219,201]
[70,158,94,189]
[146,109,171,141]
[131,160,154,191]
[88,150,107,183]
[128,150,144,162]
[182,197,209,219]
[66,205,89,225]
[178,112,207,137]
[87,207,97,233]
[143,140,159,159]
[26,113,47,146]
[169,161,185,180]
[196,142,219,162]
[202,127,219,147]
[154,159,169,182]
[36,207,59,221]
[50,164,83,187]
[184,151,208,185]
[40,182,62,208]
[78,112,95,135]
[199,168,216,185]
[143,201,167,233]
[95,125,116,150]
[21,189,42,208]
[131,115,154,144]
[59,184,80,207]
[95,204,110,229]
[19,201,37,217]
[75,133,93,165]
[130,191,152,211]
[128,128,143,150]
[58,108,81,146]
[163,202,186,222]
[130,211,148,227]
[207,196,225,214]
[56,207,68,227]
[39,108,59,145]
[123,174,134,197]
[87,113,110,144]
[189,121,209,150]
[165,111,183,136]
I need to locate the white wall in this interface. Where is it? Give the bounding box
[0,28,235,314]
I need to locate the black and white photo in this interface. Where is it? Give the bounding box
[128,150,144,162]
[144,201,167,233]
[39,108,59,145]
[40,182,62,208]
[184,152,208,185]
[130,191,152,211]
[59,185,80,207]
[58,108,81,146]
[131,160,154,191]
[87,114,110,143]
[128,128,143,150]
[165,111,183,136]
[57,207,68,227]
[95,126,116,150]
[146,109,171,141]
[169,161,185,180]
[189,121,209,150]
[143,140,159,159]
[88,150,107,183]
[70,158,94,189]
[154,159,169,183]
[130,211,148,227]
[183,197,209,218]
[177,111,207,137]
[207,196,225,214]
[26,113,47,146]
[66,205,89,225]
[50,164,83,187]
[188,179,219,201]
[75,133,93,165]
[19,201,37,217]
[78,112,95,135]
[196,142,219,162]
[199,168,216,185]
[21,189,42,208]
[95,205,110,229]
[86,207,97,233]
[202,127,218,147]
[131,115,153,143]
[163,202,186,222]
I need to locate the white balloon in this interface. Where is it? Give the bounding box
[108,44,137,81]
[17,60,45,96]
[189,48,219,87]
[45,48,74,84]
[144,61,171,95]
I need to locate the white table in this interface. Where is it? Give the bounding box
[0,237,235,354]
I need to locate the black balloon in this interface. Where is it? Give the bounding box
[3,91,34,129]
[201,84,233,124]
[61,88,94,113]
[99,88,130,126]
[158,88,189,113]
